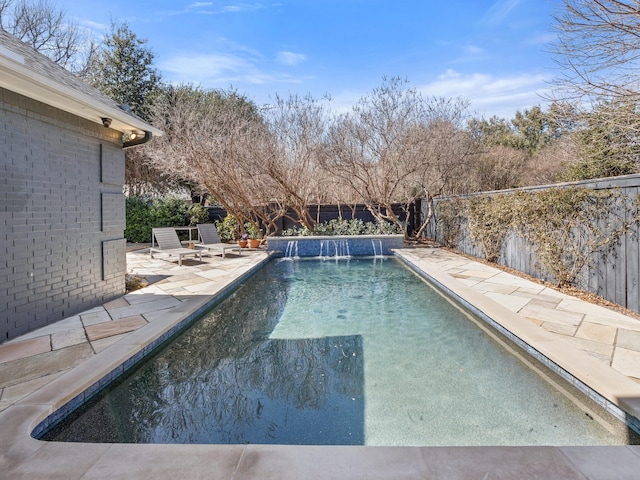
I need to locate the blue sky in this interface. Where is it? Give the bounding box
[57,0,562,119]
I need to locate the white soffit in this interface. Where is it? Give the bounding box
[0,50,162,137]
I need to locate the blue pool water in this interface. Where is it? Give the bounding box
[43,257,637,445]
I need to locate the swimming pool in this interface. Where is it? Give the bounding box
[42,257,637,445]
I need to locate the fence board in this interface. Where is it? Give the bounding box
[423,174,640,313]
[626,187,640,311]
[615,199,628,307]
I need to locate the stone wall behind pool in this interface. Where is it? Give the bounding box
[267,235,404,257]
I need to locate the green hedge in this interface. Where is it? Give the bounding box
[281,218,402,236]
[125,196,211,243]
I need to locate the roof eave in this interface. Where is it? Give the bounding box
[0,56,163,137]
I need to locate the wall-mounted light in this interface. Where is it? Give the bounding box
[123,131,152,149]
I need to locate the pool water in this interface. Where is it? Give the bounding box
[44,257,637,445]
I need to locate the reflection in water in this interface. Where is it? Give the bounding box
[45,261,364,444]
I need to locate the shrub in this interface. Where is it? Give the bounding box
[125,274,147,292]
[466,195,514,263]
[511,188,635,287]
[559,157,636,182]
[434,198,466,248]
[214,214,239,243]
[245,222,262,239]
[433,188,640,288]
[125,196,153,244]
[125,196,211,243]
[281,219,401,236]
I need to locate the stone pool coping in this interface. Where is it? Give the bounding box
[1,247,640,478]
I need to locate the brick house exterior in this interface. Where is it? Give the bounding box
[0,31,161,341]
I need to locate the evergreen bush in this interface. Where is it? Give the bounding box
[281,219,401,236]
[214,214,239,243]
[125,196,211,243]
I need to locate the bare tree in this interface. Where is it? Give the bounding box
[0,0,96,73]
[552,0,640,102]
[523,135,577,185]
[551,1,640,177]
[144,85,277,237]
[404,104,479,238]
[124,146,187,198]
[471,145,529,192]
[325,78,429,234]
[258,93,331,231]
[326,78,477,237]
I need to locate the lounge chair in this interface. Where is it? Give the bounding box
[195,223,241,258]
[150,228,202,266]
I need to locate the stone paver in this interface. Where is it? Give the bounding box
[84,315,148,342]
[90,332,131,354]
[523,297,562,310]
[102,297,129,310]
[0,343,94,389]
[6,316,83,342]
[585,312,640,331]
[0,371,65,411]
[2,245,640,478]
[519,303,584,327]
[51,328,88,350]
[485,291,531,312]
[617,329,640,352]
[576,322,618,345]
[562,336,614,364]
[79,309,112,326]
[612,347,640,379]
[0,336,51,364]
[542,321,579,336]
[106,296,182,320]
[476,281,519,295]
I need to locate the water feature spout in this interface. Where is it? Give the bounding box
[371,239,383,257]
[319,239,350,259]
[285,240,299,258]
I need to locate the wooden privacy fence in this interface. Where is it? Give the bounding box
[208,203,419,235]
[422,174,640,314]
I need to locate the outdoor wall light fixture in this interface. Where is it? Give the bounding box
[123,130,152,149]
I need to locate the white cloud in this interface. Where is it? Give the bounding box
[419,69,553,119]
[480,0,521,27]
[183,2,262,14]
[526,32,557,46]
[222,5,245,13]
[276,51,307,66]
[78,19,108,32]
[159,52,306,87]
[160,53,260,82]
[465,45,484,56]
